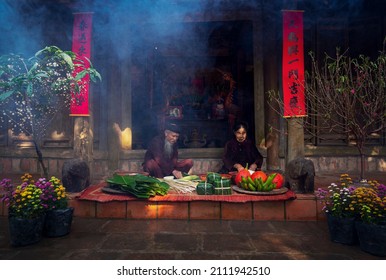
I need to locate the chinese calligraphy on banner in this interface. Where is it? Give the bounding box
[282,10,306,118]
[70,12,93,116]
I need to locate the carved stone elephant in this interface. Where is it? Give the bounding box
[62,158,90,193]
[285,157,315,193]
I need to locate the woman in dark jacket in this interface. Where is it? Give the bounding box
[220,121,263,173]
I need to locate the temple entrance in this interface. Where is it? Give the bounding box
[130,20,256,149]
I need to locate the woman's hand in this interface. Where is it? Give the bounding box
[172,170,183,179]
[249,163,257,171]
[234,164,244,172]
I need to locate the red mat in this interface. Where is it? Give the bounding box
[78,182,297,203]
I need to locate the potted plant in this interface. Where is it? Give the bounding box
[0,175,46,246]
[350,183,386,256]
[1,173,74,245]
[34,174,74,237]
[0,46,101,178]
[317,174,386,255]
[316,174,358,245]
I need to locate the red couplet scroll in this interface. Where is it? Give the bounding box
[282,10,306,118]
[70,12,93,116]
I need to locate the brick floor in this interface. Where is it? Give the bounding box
[0,216,385,260]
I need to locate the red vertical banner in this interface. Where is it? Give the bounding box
[70,12,93,116]
[282,10,306,118]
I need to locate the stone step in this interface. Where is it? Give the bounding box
[62,193,324,221]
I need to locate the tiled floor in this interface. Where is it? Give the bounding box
[0,216,385,260]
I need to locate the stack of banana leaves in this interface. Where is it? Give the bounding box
[106,174,170,198]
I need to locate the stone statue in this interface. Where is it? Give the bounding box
[62,158,90,193]
[285,157,315,193]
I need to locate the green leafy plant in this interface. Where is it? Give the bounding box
[0,46,101,177]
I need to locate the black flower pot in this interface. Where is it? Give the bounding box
[356,221,386,257]
[8,214,45,247]
[326,213,358,245]
[43,207,74,237]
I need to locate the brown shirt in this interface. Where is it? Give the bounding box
[144,135,178,176]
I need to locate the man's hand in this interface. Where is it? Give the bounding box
[172,170,183,179]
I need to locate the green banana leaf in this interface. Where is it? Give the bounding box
[106,174,169,198]
[106,173,136,186]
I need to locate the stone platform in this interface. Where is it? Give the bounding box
[65,192,322,221]
[1,172,384,222]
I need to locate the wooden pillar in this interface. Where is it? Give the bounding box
[252,11,265,150]
[263,3,281,171]
[264,48,281,170]
[287,118,304,163]
[107,56,121,172]
[264,51,281,170]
